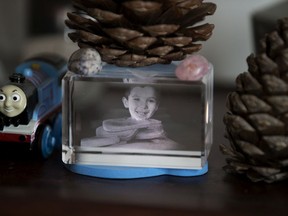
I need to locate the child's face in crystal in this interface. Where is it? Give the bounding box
[123,86,159,121]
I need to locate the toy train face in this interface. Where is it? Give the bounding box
[0,73,39,128]
[0,54,67,159]
[0,84,27,118]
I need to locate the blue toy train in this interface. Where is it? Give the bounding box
[0,54,66,159]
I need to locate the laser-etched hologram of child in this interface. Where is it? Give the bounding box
[81,85,180,150]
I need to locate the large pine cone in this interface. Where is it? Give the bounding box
[65,0,216,67]
[221,18,288,183]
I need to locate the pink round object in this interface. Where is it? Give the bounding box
[175,55,211,81]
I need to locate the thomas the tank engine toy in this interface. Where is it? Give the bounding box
[0,54,66,159]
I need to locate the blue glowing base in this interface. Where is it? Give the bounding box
[65,164,208,179]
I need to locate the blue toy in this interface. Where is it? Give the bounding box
[0,54,66,159]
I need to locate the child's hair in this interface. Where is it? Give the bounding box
[124,85,160,100]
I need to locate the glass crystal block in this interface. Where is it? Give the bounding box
[62,63,213,178]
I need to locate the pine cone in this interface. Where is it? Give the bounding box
[65,0,216,67]
[221,17,288,183]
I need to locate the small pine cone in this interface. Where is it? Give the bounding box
[221,17,288,183]
[65,0,216,67]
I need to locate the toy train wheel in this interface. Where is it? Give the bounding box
[36,124,56,159]
[52,113,62,149]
